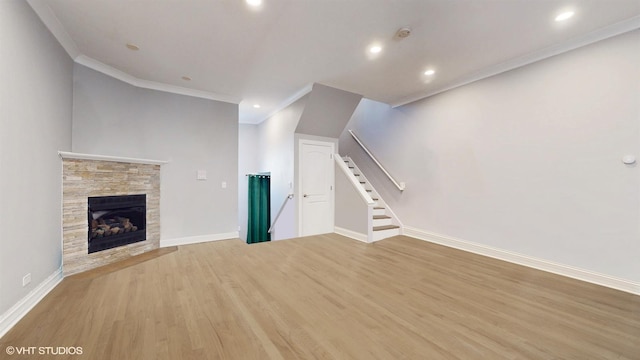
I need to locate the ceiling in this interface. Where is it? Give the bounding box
[29,0,640,124]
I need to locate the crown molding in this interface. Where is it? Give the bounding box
[263,83,313,123]
[27,0,80,59]
[28,0,241,105]
[242,83,313,124]
[392,16,640,108]
[75,56,241,104]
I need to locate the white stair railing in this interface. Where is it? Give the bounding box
[268,194,294,234]
[348,129,405,191]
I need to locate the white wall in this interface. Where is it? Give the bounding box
[340,30,640,283]
[0,1,73,316]
[295,83,362,138]
[255,95,308,240]
[72,64,239,241]
[238,124,259,241]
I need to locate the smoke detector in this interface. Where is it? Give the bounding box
[396,27,412,39]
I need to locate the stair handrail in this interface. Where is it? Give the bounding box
[268,193,294,234]
[334,154,375,205]
[348,130,405,191]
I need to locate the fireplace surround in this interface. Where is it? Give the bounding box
[60,152,165,276]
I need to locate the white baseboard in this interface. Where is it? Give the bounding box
[335,226,368,243]
[160,231,239,247]
[0,267,63,339]
[403,226,640,296]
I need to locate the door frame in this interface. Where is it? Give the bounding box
[297,138,335,237]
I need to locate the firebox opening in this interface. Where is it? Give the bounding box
[88,194,146,254]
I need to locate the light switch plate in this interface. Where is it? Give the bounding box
[197,170,207,180]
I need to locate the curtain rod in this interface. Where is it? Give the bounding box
[246,174,270,177]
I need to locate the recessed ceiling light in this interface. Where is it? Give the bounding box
[253,104,261,109]
[424,69,436,76]
[181,76,191,81]
[555,11,575,22]
[395,27,412,39]
[369,45,382,54]
[246,0,262,7]
[126,43,139,51]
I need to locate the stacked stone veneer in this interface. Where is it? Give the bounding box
[62,159,160,276]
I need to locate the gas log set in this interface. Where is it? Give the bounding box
[90,216,139,239]
[87,194,146,253]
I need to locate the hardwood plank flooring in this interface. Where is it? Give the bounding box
[1,234,638,359]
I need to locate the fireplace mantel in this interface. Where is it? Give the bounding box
[58,151,169,165]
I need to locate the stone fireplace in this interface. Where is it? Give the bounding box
[60,152,165,276]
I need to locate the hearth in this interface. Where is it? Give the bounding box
[88,194,146,253]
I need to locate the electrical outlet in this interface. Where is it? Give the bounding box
[22,273,31,287]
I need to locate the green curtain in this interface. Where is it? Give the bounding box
[247,175,271,244]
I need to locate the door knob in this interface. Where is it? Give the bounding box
[303,194,308,198]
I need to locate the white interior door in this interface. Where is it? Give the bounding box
[299,140,334,236]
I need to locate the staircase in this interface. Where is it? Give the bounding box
[342,156,401,241]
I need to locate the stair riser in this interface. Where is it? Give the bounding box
[372,208,386,216]
[373,218,392,227]
[372,228,401,241]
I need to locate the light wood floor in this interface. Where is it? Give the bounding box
[1,234,639,359]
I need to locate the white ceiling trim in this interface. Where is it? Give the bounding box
[392,15,640,108]
[27,0,80,59]
[75,55,241,104]
[28,0,240,105]
[249,83,314,125]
